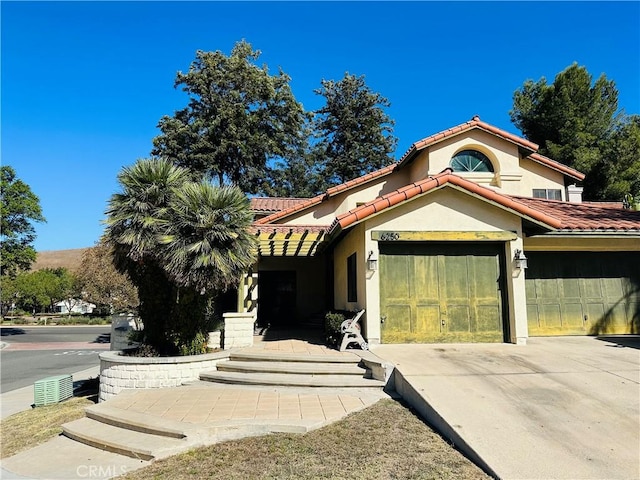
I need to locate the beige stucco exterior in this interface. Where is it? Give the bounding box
[406,129,568,198]
[251,122,639,344]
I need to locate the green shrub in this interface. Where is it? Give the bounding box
[324,312,346,349]
[178,331,208,356]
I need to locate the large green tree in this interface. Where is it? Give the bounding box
[0,166,46,277]
[510,63,639,200]
[10,268,76,314]
[584,115,640,201]
[105,159,257,355]
[313,73,397,189]
[151,40,305,194]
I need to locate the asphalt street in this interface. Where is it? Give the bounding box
[0,325,110,393]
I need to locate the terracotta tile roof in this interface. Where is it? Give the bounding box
[508,196,640,232]
[582,201,625,209]
[253,193,326,225]
[329,170,563,234]
[399,115,540,165]
[254,163,397,225]
[250,197,310,213]
[527,153,585,181]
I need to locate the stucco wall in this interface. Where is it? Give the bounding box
[275,170,410,226]
[516,157,567,199]
[332,223,367,314]
[406,129,566,197]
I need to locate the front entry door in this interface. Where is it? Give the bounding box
[259,271,297,327]
[380,243,505,343]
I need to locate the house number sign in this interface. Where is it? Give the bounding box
[379,232,400,241]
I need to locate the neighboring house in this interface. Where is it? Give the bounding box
[54,299,96,315]
[243,116,640,345]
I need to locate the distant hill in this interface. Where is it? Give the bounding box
[32,248,90,272]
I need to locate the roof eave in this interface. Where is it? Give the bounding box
[329,181,559,237]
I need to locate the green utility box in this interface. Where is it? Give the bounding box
[34,374,73,406]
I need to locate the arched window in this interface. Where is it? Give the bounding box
[450,150,494,173]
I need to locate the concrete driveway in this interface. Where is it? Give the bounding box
[372,336,640,480]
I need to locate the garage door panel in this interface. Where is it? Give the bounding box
[476,305,502,332]
[415,305,441,334]
[585,303,605,331]
[442,256,469,299]
[383,256,411,299]
[384,305,412,335]
[605,303,629,331]
[562,303,584,328]
[414,255,439,299]
[380,242,505,343]
[472,255,500,298]
[627,302,639,326]
[582,277,603,299]
[526,252,640,336]
[602,277,624,299]
[538,279,560,299]
[527,304,541,330]
[446,305,471,333]
[540,304,562,329]
[562,278,581,299]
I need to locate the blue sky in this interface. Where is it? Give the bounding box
[2,1,639,252]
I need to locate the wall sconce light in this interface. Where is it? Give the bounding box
[514,249,528,270]
[367,251,378,271]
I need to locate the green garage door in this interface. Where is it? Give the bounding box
[526,252,640,336]
[380,243,506,343]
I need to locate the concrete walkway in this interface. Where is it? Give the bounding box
[373,335,640,480]
[1,337,388,479]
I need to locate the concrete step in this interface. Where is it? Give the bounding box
[84,404,187,439]
[231,350,360,364]
[62,417,188,461]
[217,360,368,376]
[200,371,385,388]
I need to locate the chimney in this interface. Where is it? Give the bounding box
[566,184,583,203]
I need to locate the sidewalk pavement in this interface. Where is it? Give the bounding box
[1,365,115,480]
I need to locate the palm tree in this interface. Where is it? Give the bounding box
[104,159,257,355]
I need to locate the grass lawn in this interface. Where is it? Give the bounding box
[123,399,490,480]
[0,396,94,458]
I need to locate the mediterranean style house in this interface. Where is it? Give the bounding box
[242,116,640,346]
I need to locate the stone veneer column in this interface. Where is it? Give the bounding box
[223,311,256,349]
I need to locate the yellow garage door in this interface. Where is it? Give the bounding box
[526,252,640,335]
[380,243,506,343]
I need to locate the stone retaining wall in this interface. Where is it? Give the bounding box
[99,350,229,402]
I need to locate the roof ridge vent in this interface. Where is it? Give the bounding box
[471,115,480,121]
